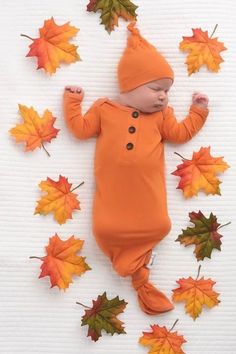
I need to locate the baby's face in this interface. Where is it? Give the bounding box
[122,78,173,114]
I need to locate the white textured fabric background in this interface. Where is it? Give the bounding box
[0,0,236,353]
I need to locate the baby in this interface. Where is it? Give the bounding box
[63,22,209,315]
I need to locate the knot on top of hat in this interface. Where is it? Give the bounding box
[127,21,150,49]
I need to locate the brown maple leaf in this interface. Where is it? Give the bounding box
[78,292,127,341]
[87,0,138,33]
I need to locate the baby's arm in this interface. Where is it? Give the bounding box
[63,86,101,140]
[160,92,209,143]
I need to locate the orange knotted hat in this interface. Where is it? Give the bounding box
[118,22,174,93]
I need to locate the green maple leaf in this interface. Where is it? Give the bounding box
[87,0,138,33]
[176,211,230,261]
[80,292,127,341]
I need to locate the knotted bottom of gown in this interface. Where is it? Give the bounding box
[132,266,174,315]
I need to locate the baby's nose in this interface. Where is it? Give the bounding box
[158,93,166,101]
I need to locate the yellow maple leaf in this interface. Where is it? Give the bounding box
[34,175,84,224]
[139,321,187,354]
[9,104,59,156]
[179,26,227,75]
[172,270,220,320]
[21,17,80,74]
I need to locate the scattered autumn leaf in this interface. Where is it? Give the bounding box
[34,175,84,224]
[179,25,227,75]
[172,146,230,198]
[21,17,80,74]
[139,319,187,354]
[87,0,138,33]
[9,104,59,156]
[176,211,231,261]
[30,234,90,289]
[78,292,127,341]
[172,266,220,320]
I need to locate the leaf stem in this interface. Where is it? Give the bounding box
[169,319,179,332]
[196,264,201,280]
[20,33,34,41]
[174,152,189,161]
[71,181,85,192]
[210,24,218,38]
[29,256,43,260]
[42,143,50,157]
[218,221,231,230]
[76,301,90,309]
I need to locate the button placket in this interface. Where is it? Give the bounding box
[125,110,140,151]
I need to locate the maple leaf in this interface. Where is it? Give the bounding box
[139,320,187,354]
[176,211,231,261]
[21,17,80,74]
[79,292,127,341]
[179,25,227,75]
[172,266,220,320]
[87,0,138,34]
[30,234,90,289]
[9,104,59,156]
[34,176,84,224]
[172,146,230,198]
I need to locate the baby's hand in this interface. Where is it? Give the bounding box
[65,86,84,98]
[192,92,209,109]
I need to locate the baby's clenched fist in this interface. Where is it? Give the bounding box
[65,86,84,98]
[192,92,209,109]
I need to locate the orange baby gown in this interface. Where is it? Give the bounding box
[63,23,209,315]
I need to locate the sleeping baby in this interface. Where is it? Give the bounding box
[63,22,209,315]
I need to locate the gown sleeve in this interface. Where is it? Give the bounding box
[63,91,104,140]
[159,104,209,143]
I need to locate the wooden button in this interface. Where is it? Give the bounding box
[128,126,136,133]
[132,111,139,118]
[126,142,134,150]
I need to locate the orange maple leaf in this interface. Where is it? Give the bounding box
[9,104,59,156]
[172,146,229,198]
[172,267,220,320]
[139,320,187,354]
[21,17,80,74]
[179,26,227,75]
[30,234,91,289]
[34,175,84,224]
